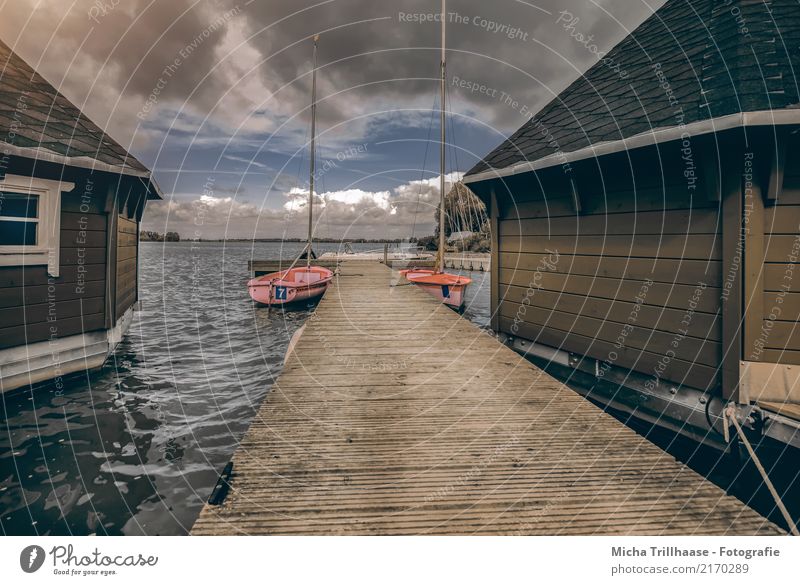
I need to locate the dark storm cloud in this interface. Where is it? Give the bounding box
[0,0,664,143]
[0,0,665,238]
[229,0,665,130]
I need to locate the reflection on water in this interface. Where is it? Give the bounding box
[1,241,417,535]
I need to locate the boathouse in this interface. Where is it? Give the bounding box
[0,39,161,393]
[464,0,800,448]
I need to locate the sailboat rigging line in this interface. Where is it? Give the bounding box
[307,34,319,267]
[397,0,473,310]
[410,97,438,242]
[317,135,333,244]
[437,0,446,273]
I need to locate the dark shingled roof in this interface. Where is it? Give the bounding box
[0,37,150,176]
[465,0,800,179]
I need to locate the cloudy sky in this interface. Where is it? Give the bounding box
[0,0,665,239]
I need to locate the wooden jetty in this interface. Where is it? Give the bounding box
[192,260,782,535]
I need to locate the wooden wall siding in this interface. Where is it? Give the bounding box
[759,141,800,364]
[496,148,723,390]
[0,183,107,350]
[115,214,138,319]
[498,253,721,285]
[499,234,721,260]
[499,185,716,221]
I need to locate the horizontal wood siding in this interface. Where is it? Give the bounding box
[760,138,800,363]
[115,214,137,320]
[0,182,107,349]
[497,149,722,391]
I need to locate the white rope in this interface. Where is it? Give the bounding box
[724,404,799,535]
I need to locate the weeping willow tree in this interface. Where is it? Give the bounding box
[436,181,490,252]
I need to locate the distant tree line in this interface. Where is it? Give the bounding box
[140,230,181,242]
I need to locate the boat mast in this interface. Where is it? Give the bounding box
[438,0,446,273]
[307,34,319,268]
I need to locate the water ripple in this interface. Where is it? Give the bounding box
[0,242,489,535]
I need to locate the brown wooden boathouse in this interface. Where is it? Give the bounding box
[464,0,800,447]
[0,39,161,393]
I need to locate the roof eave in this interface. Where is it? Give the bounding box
[3,142,152,179]
[5,141,163,200]
[143,176,164,200]
[463,109,800,186]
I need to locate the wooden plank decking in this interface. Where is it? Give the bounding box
[192,261,782,535]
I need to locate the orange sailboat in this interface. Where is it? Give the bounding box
[248,35,334,306]
[401,0,471,309]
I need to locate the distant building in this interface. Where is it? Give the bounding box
[465,0,800,449]
[0,39,162,394]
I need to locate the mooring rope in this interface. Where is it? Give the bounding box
[723,404,799,535]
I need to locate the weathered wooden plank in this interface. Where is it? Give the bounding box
[0,280,105,309]
[61,211,106,231]
[758,349,800,365]
[0,297,105,328]
[499,208,720,237]
[0,312,105,349]
[499,234,721,260]
[61,247,106,265]
[116,270,137,295]
[764,264,800,292]
[61,196,104,214]
[116,246,137,262]
[499,286,721,341]
[191,260,777,536]
[764,206,800,233]
[118,215,137,234]
[117,232,137,247]
[498,316,719,391]
[759,320,800,350]
[499,252,720,285]
[499,302,719,366]
[498,271,720,313]
[0,263,105,287]
[60,229,106,248]
[499,185,713,220]
[764,235,800,262]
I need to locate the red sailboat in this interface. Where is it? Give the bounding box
[248,35,334,306]
[401,0,471,309]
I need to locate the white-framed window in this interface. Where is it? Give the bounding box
[0,174,75,277]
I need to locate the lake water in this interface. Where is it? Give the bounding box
[4,242,793,534]
[0,242,489,535]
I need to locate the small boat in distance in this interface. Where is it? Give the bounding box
[401,0,471,309]
[248,35,334,306]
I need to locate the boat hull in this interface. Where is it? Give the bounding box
[248,266,334,306]
[400,269,471,309]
